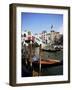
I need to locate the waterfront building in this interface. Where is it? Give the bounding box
[21,29,62,47]
[46,33,51,44]
[41,30,47,44]
[50,30,60,45]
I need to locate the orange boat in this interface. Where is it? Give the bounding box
[32,59,63,67]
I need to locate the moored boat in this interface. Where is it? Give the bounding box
[42,48,60,52]
[32,58,63,67]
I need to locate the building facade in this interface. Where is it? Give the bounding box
[21,30,62,46]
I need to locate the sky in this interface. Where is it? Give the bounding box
[21,12,63,34]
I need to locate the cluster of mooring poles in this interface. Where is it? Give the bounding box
[22,35,42,76]
[29,37,42,76]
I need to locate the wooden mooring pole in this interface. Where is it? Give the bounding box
[39,44,41,76]
[29,41,32,67]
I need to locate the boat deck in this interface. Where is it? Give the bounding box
[32,59,62,66]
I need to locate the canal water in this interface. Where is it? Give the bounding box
[35,47,63,76]
[22,46,63,77]
[41,50,63,76]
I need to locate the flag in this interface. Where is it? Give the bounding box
[51,25,53,29]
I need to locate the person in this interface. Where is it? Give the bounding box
[32,54,39,62]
